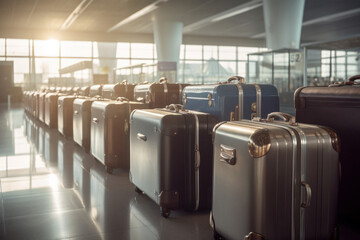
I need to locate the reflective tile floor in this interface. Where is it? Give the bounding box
[0,104,360,240]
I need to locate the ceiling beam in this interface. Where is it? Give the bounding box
[60,0,94,31]
[252,7,360,39]
[107,0,167,32]
[183,0,262,33]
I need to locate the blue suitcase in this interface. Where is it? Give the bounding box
[182,76,279,121]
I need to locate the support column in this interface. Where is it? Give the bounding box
[153,17,183,82]
[97,42,117,83]
[263,0,305,50]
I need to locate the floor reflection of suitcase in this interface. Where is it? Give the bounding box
[295,78,360,223]
[44,128,59,168]
[211,112,339,240]
[90,98,148,173]
[130,105,217,217]
[57,135,74,188]
[182,76,279,121]
[73,146,94,209]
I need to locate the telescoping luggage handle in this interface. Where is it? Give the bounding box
[164,103,201,210]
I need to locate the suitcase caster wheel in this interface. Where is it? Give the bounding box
[135,187,143,194]
[160,207,170,218]
[106,166,113,174]
[213,229,223,240]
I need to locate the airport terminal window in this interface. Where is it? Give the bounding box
[61,41,92,58]
[130,43,154,59]
[116,42,130,58]
[185,45,202,60]
[34,40,59,57]
[6,39,29,56]
[204,45,218,60]
[6,57,29,85]
[219,46,236,60]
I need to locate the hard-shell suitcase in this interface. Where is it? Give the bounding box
[90,98,148,173]
[34,92,40,119]
[102,80,135,100]
[79,86,90,97]
[295,76,360,223]
[211,112,340,240]
[134,78,187,108]
[73,97,106,152]
[38,92,47,123]
[58,95,77,138]
[183,76,279,121]
[89,85,103,97]
[130,104,218,217]
[45,93,64,128]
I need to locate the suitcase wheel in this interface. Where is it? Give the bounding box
[105,166,113,174]
[213,229,223,240]
[135,187,143,194]
[160,207,171,218]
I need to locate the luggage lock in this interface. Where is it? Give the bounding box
[244,232,265,240]
[137,133,147,141]
[219,144,236,165]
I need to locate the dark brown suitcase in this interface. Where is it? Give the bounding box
[130,104,218,217]
[134,78,187,108]
[101,81,135,100]
[34,92,40,119]
[295,76,360,224]
[58,95,77,138]
[90,98,148,173]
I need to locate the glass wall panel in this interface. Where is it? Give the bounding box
[7,39,29,56]
[116,42,130,58]
[34,40,59,57]
[184,60,203,84]
[219,46,236,60]
[218,61,236,80]
[204,46,218,60]
[35,58,60,83]
[185,45,202,60]
[0,38,5,56]
[61,41,92,57]
[238,47,258,61]
[131,43,154,59]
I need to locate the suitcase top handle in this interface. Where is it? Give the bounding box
[227,76,245,84]
[116,97,129,102]
[265,112,296,125]
[165,104,185,113]
[159,77,168,84]
[121,79,128,85]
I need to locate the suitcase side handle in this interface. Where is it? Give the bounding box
[219,144,236,165]
[137,133,147,141]
[74,110,79,115]
[301,182,311,208]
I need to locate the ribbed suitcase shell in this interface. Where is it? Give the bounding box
[295,85,360,222]
[38,92,47,123]
[90,100,148,172]
[45,93,63,128]
[212,115,339,240]
[130,107,217,216]
[102,82,135,100]
[183,82,279,121]
[134,82,187,108]
[58,95,77,138]
[73,97,97,152]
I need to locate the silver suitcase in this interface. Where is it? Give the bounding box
[211,112,340,240]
